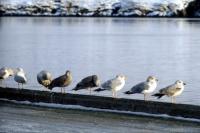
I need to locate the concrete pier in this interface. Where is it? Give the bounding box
[0,87,199,120]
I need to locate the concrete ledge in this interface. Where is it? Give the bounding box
[0,87,200,120]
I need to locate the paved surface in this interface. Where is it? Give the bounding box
[0,102,200,133]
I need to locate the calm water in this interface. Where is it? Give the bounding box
[0,17,200,105]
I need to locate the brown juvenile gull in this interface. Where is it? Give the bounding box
[124,76,158,101]
[37,70,53,89]
[152,80,186,103]
[72,75,100,94]
[14,68,27,89]
[94,74,126,98]
[48,70,72,93]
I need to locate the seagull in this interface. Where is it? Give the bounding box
[37,70,53,89]
[0,67,15,86]
[48,70,72,93]
[124,76,158,101]
[94,74,126,98]
[14,68,27,89]
[72,75,100,94]
[152,80,186,103]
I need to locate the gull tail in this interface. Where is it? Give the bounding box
[72,87,78,91]
[124,91,134,94]
[72,86,82,91]
[94,88,106,92]
[152,93,165,99]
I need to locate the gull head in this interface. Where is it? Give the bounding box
[16,68,24,73]
[65,70,71,76]
[175,80,186,86]
[146,76,158,83]
[116,74,127,81]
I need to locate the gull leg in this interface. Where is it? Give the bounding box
[5,80,7,88]
[22,83,23,89]
[89,88,91,95]
[0,80,2,88]
[112,90,117,98]
[87,88,89,94]
[112,90,114,98]
[144,94,146,101]
[0,80,5,88]
[18,83,19,89]
[146,94,148,101]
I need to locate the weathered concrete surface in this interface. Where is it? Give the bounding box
[0,101,200,133]
[0,87,200,120]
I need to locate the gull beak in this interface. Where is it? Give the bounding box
[183,83,186,85]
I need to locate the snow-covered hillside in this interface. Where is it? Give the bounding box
[0,0,198,17]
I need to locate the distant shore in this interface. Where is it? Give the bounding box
[1,15,200,18]
[0,0,199,17]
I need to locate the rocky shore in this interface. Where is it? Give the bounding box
[0,0,199,17]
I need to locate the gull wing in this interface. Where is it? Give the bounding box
[131,82,150,93]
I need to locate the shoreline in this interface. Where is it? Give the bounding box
[1,0,199,18]
[1,15,200,18]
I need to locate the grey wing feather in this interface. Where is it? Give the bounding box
[52,75,66,86]
[101,80,113,90]
[160,85,180,95]
[75,76,93,89]
[101,80,110,89]
[102,78,122,90]
[131,82,149,93]
[80,76,93,85]
[15,76,26,83]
